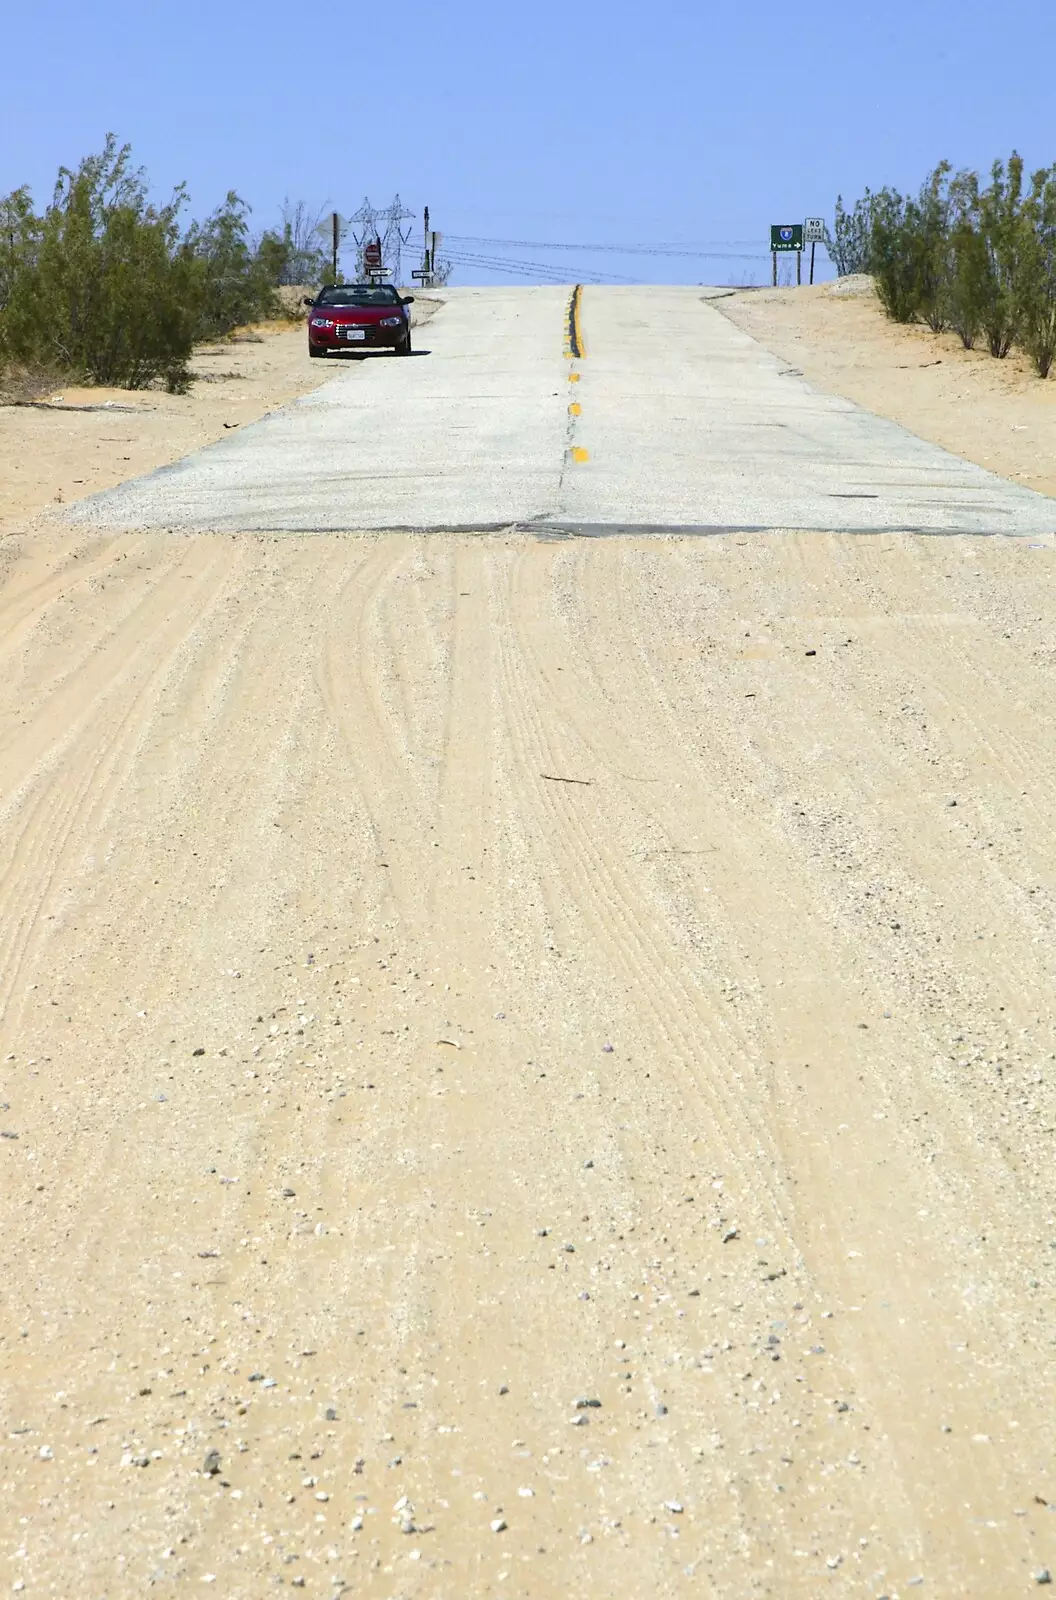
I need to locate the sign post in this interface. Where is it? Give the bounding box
[363,237,385,279]
[803,216,825,285]
[770,224,803,287]
[412,224,443,286]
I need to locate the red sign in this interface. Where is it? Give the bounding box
[363,238,382,268]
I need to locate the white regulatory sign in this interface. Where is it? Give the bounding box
[803,217,826,244]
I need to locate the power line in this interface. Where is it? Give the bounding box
[445,249,640,284]
[445,258,570,284]
[445,255,573,282]
[446,233,767,260]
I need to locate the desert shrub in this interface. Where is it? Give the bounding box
[868,188,923,322]
[0,138,198,390]
[863,167,954,327]
[0,188,40,314]
[913,164,953,332]
[1016,165,1056,377]
[833,149,1056,376]
[826,193,873,277]
[258,200,330,288]
[184,192,280,339]
[945,217,988,348]
[941,170,988,349]
[0,136,303,393]
[976,155,1025,358]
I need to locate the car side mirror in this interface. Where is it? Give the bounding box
[302,296,314,307]
[402,295,415,304]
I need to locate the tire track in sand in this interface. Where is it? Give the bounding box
[493,541,802,1258]
[0,539,244,1029]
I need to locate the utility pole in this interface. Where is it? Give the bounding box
[803,218,825,287]
[331,212,339,281]
[423,205,434,280]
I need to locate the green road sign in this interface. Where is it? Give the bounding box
[770,224,803,252]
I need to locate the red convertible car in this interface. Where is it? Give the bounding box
[305,283,414,358]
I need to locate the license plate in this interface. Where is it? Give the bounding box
[342,328,366,340]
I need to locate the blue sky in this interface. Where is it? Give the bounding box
[1,0,1053,286]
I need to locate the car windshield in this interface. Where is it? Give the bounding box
[316,285,401,307]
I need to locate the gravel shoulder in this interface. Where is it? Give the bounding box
[1,522,1055,1596]
[720,278,1056,500]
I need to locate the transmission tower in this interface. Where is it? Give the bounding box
[378,194,416,283]
[349,197,381,279]
[349,194,416,281]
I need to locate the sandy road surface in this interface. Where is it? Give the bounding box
[3,287,1056,1598]
[3,522,1056,1598]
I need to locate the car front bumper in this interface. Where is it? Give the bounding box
[308,324,405,352]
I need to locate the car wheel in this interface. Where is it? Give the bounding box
[395,332,412,356]
[309,344,326,359]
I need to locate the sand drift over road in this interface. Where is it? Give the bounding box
[67,287,1056,537]
[2,524,1056,1595]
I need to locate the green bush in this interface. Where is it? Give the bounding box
[868,187,923,322]
[826,193,873,277]
[0,138,198,390]
[913,164,953,333]
[976,156,1025,358]
[0,136,300,393]
[1017,166,1056,377]
[944,180,989,350]
[834,149,1056,377]
[257,200,330,288]
[184,191,280,340]
[863,167,953,328]
[0,187,40,314]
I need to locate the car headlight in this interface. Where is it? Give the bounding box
[379,316,402,327]
[311,317,334,328]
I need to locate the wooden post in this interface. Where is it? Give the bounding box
[772,251,777,287]
[796,248,802,287]
[331,212,339,281]
[809,241,816,285]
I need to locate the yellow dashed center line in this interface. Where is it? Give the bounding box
[564,284,585,360]
[564,287,588,463]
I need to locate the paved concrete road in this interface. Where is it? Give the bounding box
[71,285,1056,535]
